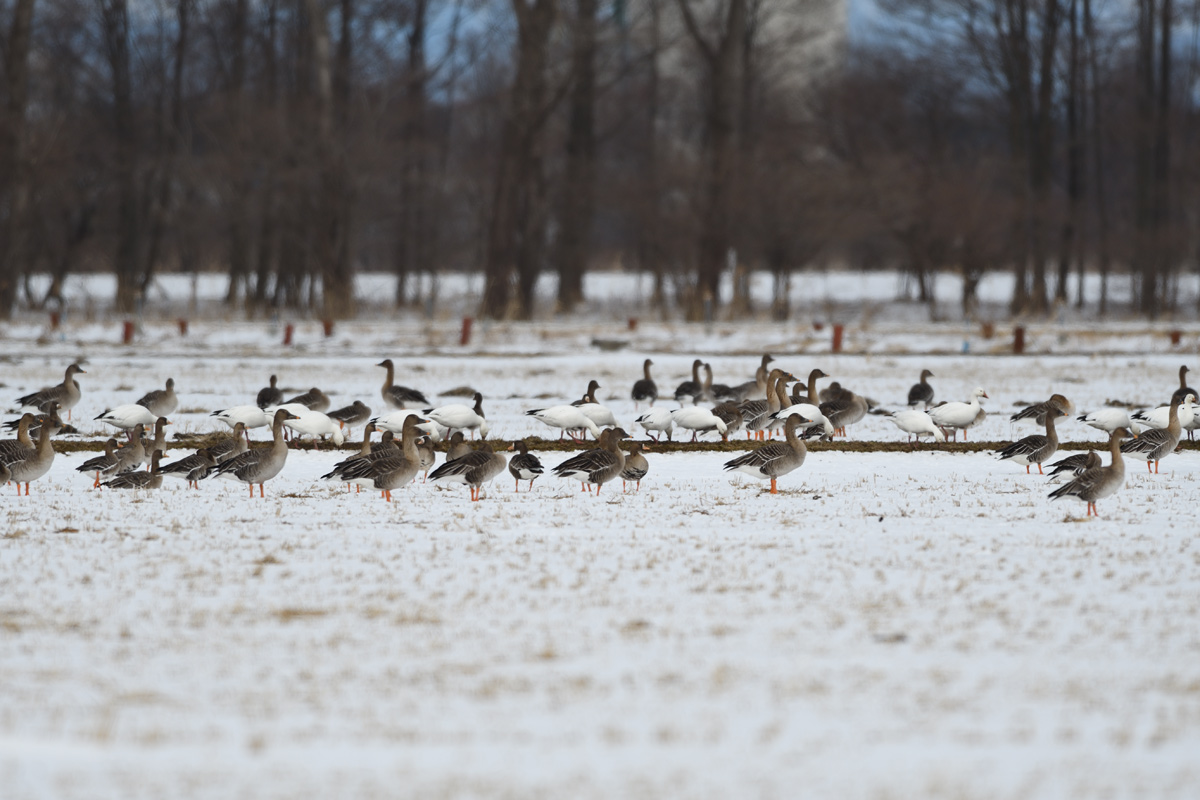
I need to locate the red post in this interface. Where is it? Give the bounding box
[49,311,60,330]
[460,316,473,346]
[1013,326,1026,354]
[981,321,995,339]
[122,320,135,344]
[627,317,638,331]
[283,323,295,346]
[1170,330,1182,346]
[177,319,189,336]
[832,324,844,353]
[812,321,825,332]
[322,318,334,337]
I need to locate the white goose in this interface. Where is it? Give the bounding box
[1076,408,1140,436]
[269,403,346,446]
[887,409,946,446]
[928,388,989,440]
[670,407,728,441]
[573,380,620,430]
[634,407,674,441]
[424,393,489,439]
[212,405,271,435]
[95,404,158,432]
[372,409,442,441]
[525,405,601,441]
[1132,397,1195,432]
[772,369,834,438]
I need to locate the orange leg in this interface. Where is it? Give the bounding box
[259,483,265,498]
[769,478,777,494]
[515,479,519,492]
[1154,460,1160,474]
[1147,461,1153,474]
[93,472,101,488]
[384,490,392,502]
[1038,463,1044,475]
[1025,465,1031,474]
[595,483,601,496]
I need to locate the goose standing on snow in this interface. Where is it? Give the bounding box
[208,422,250,463]
[620,441,649,492]
[674,359,706,406]
[110,424,147,474]
[713,402,745,441]
[328,400,372,430]
[337,416,426,501]
[1046,450,1102,479]
[284,387,331,413]
[573,380,620,430]
[1171,365,1197,405]
[526,404,601,441]
[1077,407,1139,436]
[212,405,269,439]
[377,359,429,409]
[1010,394,1074,425]
[1050,428,1131,516]
[552,428,630,495]
[256,375,284,409]
[729,354,774,403]
[1122,394,1190,474]
[671,407,728,442]
[372,409,440,441]
[6,417,56,495]
[16,363,85,419]
[101,450,165,490]
[740,368,793,440]
[707,364,741,404]
[996,406,1065,474]
[1131,396,1195,432]
[819,386,868,437]
[887,409,945,448]
[424,392,489,439]
[907,369,935,409]
[772,369,834,438]
[428,441,508,501]
[508,440,544,491]
[929,388,989,441]
[136,378,178,418]
[270,403,345,447]
[0,413,36,467]
[76,438,122,488]
[634,407,674,441]
[723,413,809,494]
[95,404,159,435]
[159,448,218,489]
[631,359,658,408]
[215,409,299,497]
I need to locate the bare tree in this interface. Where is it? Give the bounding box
[0,0,37,317]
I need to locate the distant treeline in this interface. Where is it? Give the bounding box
[0,0,1196,321]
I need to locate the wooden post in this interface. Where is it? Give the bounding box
[122,320,135,344]
[627,317,638,331]
[49,311,60,330]
[322,318,334,337]
[283,323,295,346]
[460,316,473,346]
[1013,326,1026,354]
[1170,330,1182,346]
[177,319,189,336]
[832,324,844,353]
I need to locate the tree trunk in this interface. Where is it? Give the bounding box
[554,0,598,313]
[0,0,37,318]
[101,0,143,314]
[397,0,429,307]
[481,0,557,320]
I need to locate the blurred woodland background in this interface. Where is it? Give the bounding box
[0,0,1197,321]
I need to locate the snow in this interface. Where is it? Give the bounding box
[2,321,1200,798]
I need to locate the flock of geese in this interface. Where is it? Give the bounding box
[2,358,1195,514]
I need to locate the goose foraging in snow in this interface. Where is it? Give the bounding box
[214,409,299,497]
[1122,394,1190,474]
[929,388,989,441]
[887,409,945,448]
[723,413,809,494]
[620,441,649,492]
[424,393,489,439]
[428,442,508,501]
[551,428,630,495]
[508,440,544,491]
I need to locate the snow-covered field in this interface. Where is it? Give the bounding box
[2,321,1200,798]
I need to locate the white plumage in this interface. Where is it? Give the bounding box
[268,403,345,446]
[526,405,601,440]
[928,388,989,437]
[1076,408,1140,435]
[95,404,159,431]
[635,407,674,441]
[887,410,946,443]
[670,407,728,441]
[212,405,270,432]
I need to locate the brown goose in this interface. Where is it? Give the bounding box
[631,359,658,408]
[76,438,121,488]
[551,428,630,495]
[508,440,544,491]
[674,359,706,406]
[723,413,809,494]
[819,387,868,437]
[0,413,36,466]
[208,422,250,463]
[148,417,170,459]
[1121,393,1190,473]
[1171,365,1197,405]
[707,364,741,404]
[16,363,85,419]
[713,402,744,441]
[103,450,165,490]
[1050,428,1130,516]
[416,436,436,480]
[320,424,395,491]
[328,400,372,430]
[620,441,649,492]
[214,409,298,497]
[256,375,284,409]
[907,369,935,408]
[997,406,1064,473]
[445,431,472,461]
[111,425,148,474]
[1010,393,1074,425]
[729,354,774,402]
[740,369,794,441]
[344,416,426,501]
[429,441,508,501]
[284,387,331,412]
[159,448,218,489]
[377,359,429,409]
[137,378,178,417]
[772,369,833,438]
[7,417,56,494]
[1046,450,1102,479]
